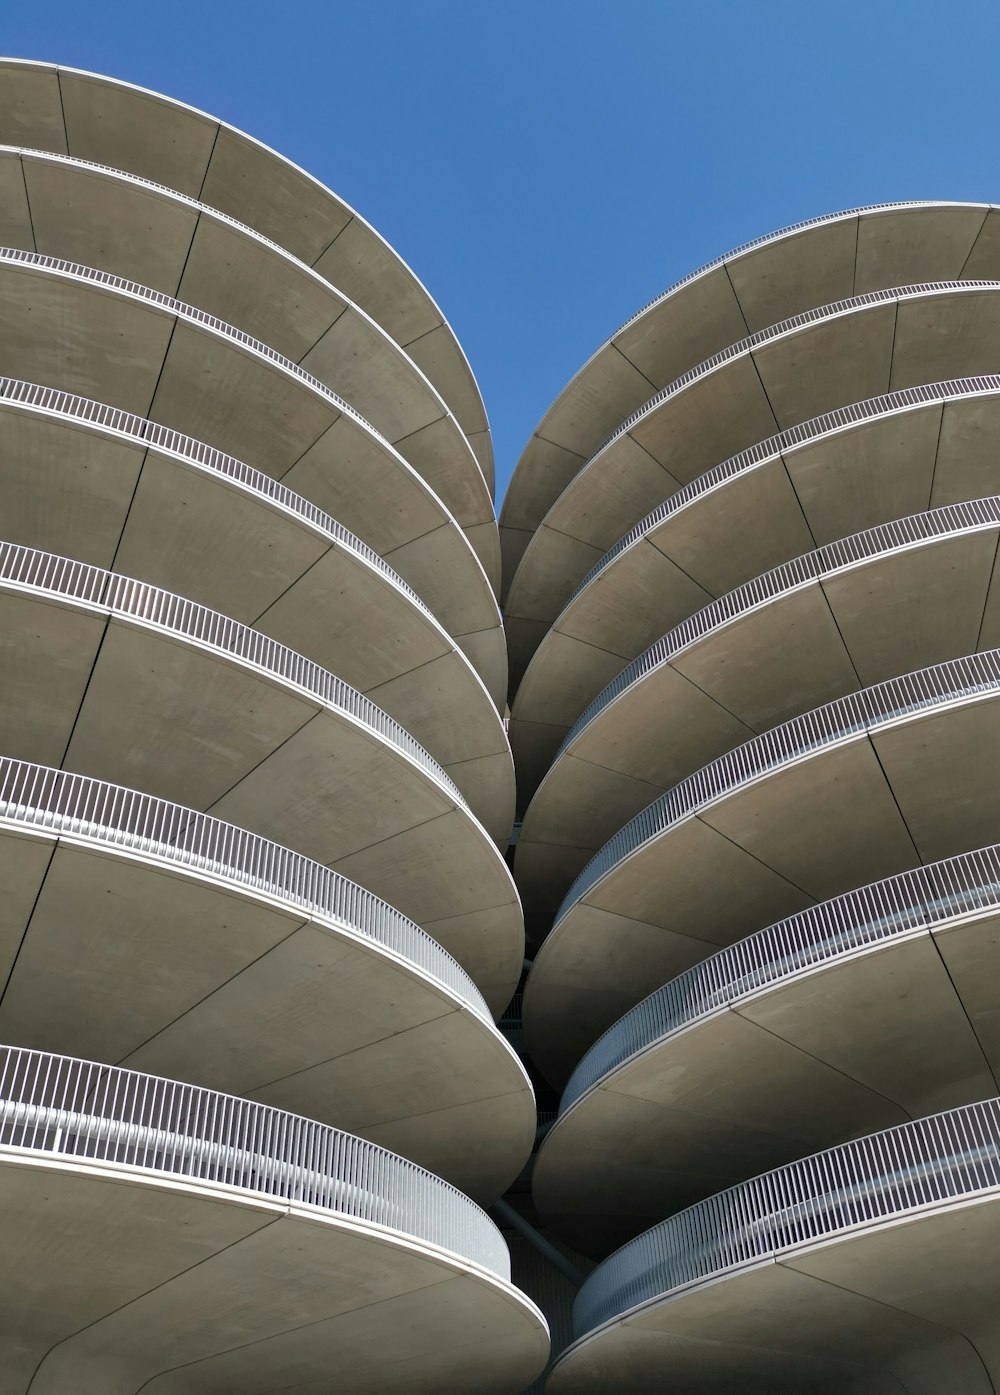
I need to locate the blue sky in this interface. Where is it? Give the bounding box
[3,0,999,502]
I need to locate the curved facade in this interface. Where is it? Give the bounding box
[0,61,547,1393]
[506,203,1000,1388]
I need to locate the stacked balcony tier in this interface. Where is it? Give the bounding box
[0,60,546,1392]
[547,1098,1000,1394]
[504,204,1000,1389]
[0,1046,547,1394]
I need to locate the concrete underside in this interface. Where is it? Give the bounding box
[510,383,1000,777]
[0,147,488,516]
[524,685,1000,1085]
[548,1196,1000,1395]
[516,510,1000,912]
[0,253,500,591]
[0,823,532,1198]
[505,283,1000,664]
[0,59,494,490]
[0,398,513,837]
[501,202,998,592]
[0,578,523,1009]
[534,915,1000,1254]
[0,1153,547,1392]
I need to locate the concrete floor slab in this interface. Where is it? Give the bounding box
[516,507,1000,916]
[550,1100,1000,1392]
[501,204,998,597]
[0,781,531,1191]
[536,871,1000,1251]
[0,62,493,484]
[525,657,1000,1085]
[0,1092,546,1390]
[0,559,521,999]
[505,286,1000,679]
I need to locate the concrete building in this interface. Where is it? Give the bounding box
[7,55,1000,1395]
[505,205,1000,1391]
[0,59,549,1393]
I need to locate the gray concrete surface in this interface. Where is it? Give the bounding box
[0,388,512,835]
[547,1202,1000,1393]
[501,201,999,593]
[0,146,488,507]
[509,377,1000,741]
[534,902,1000,1253]
[0,249,501,591]
[0,806,532,1197]
[0,59,494,491]
[0,554,523,1009]
[505,281,1000,672]
[0,1153,548,1391]
[523,659,1000,1085]
[515,500,1000,912]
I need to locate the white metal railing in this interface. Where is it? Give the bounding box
[0,1044,509,1278]
[0,539,466,809]
[566,375,1000,613]
[572,1095,1000,1338]
[558,490,1000,764]
[601,282,1000,458]
[613,201,983,334]
[558,649,1000,923]
[561,843,1000,1113]
[0,756,490,1022]
[0,244,412,446]
[0,374,440,622]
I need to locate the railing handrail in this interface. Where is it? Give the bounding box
[0,374,444,622]
[0,1044,509,1278]
[594,280,1000,469]
[557,491,1000,764]
[564,375,1000,613]
[613,201,983,336]
[560,842,1000,1113]
[0,756,491,1023]
[0,538,468,809]
[572,1094,1000,1339]
[558,648,1000,922]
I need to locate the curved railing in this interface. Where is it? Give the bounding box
[0,1043,509,1278]
[0,756,491,1022]
[565,375,1000,612]
[1,145,487,474]
[0,539,468,810]
[572,1095,1000,1339]
[0,245,385,431]
[555,493,1000,764]
[0,375,451,623]
[557,648,1000,922]
[1,59,488,429]
[602,280,1000,457]
[613,200,971,334]
[560,842,1000,1114]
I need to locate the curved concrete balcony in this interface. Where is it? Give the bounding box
[0,145,490,513]
[516,496,1000,911]
[0,542,522,1010]
[524,649,1000,1084]
[0,246,500,592]
[0,1046,547,1392]
[548,1098,1000,1395]
[501,200,998,590]
[510,375,1000,759]
[505,280,1000,670]
[0,378,511,830]
[0,58,493,491]
[0,759,534,1198]
[535,843,1000,1255]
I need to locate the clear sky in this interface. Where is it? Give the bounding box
[3,0,999,503]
